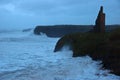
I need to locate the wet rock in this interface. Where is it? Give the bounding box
[54,30,120,76]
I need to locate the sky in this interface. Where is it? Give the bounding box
[0,0,120,29]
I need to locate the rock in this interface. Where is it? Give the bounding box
[22,28,32,32]
[54,29,120,75]
[33,25,94,37]
[93,6,105,33]
[54,6,120,75]
[33,25,120,37]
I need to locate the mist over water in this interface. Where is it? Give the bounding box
[0,29,120,80]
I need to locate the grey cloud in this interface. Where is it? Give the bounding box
[0,0,120,29]
[0,0,16,4]
[17,0,65,15]
[16,0,93,16]
[0,0,97,16]
[19,1,57,13]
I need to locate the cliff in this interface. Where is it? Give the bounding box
[54,28,120,75]
[34,25,120,37]
[34,25,93,37]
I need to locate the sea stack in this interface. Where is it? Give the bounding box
[94,6,105,32]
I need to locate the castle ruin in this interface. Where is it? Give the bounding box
[94,6,105,32]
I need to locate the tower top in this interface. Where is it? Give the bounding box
[94,6,105,33]
[100,6,103,13]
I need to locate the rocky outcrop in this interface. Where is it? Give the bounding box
[53,7,119,75]
[34,25,93,37]
[33,25,120,37]
[54,28,120,76]
[22,28,32,32]
[93,6,105,33]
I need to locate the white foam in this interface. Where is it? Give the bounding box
[0,30,119,80]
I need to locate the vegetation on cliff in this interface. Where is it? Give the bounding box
[54,28,120,75]
[33,25,120,37]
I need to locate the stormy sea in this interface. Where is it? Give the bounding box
[0,29,120,80]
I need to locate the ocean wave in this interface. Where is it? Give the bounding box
[0,29,119,80]
[0,29,53,42]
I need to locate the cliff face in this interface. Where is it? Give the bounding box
[94,6,105,33]
[34,25,93,37]
[34,25,120,37]
[53,7,120,75]
[54,28,120,76]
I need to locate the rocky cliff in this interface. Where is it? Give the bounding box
[34,25,120,37]
[54,28,120,75]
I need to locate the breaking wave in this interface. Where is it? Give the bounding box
[0,29,120,80]
[0,29,49,42]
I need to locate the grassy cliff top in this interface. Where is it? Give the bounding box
[54,28,120,75]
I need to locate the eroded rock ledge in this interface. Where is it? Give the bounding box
[54,28,120,76]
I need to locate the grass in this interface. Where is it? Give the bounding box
[54,28,120,75]
[54,32,110,56]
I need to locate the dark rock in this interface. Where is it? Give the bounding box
[109,29,120,41]
[34,25,93,37]
[54,30,120,76]
[22,28,32,32]
[93,6,105,33]
[33,25,120,37]
[54,32,108,57]
[54,34,74,52]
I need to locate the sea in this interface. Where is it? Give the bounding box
[0,29,120,80]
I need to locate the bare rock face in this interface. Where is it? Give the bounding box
[94,6,105,33]
[34,25,93,37]
[54,34,73,52]
[54,6,120,75]
[54,29,120,75]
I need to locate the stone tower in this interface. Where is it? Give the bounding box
[94,6,105,32]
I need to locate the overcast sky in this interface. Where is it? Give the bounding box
[0,0,120,29]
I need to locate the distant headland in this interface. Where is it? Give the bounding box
[33,6,120,37]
